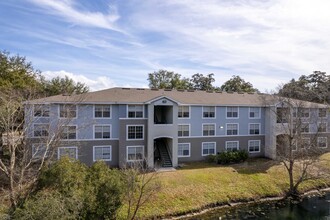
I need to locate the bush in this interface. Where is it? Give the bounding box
[216,150,248,164]
[205,154,217,163]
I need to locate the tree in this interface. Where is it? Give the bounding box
[42,75,89,96]
[220,75,259,93]
[190,73,215,91]
[147,70,190,89]
[265,94,330,197]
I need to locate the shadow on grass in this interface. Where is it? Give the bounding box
[178,157,282,174]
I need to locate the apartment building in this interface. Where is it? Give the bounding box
[26,88,330,168]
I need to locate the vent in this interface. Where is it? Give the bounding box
[206,90,213,93]
[238,92,244,94]
[122,88,130,90]
[151,88,159,91]
[137,88,145,90]
[227,91,234,94]
[187,89,195,92]
[177,89,185,92]
[164,88,172,91]
[216,91,222,93]
[248,92,255,94]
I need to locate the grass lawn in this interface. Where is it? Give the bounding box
[126,153,330,219]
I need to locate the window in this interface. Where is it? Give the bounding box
[178,143,190,157]
[277,107,289,123]
[300,138,310,149]
[178,106,189,118]
[249,107,260,118]
[226,123,238,135]
[34,104,50,117]
[32,144,47,159]
[291,139,298,151]
[128,105,143,118]
[227,107,238,118]
[317,137,327,148]
[33,124,49,137]
[296,108,309,118]
[202,142,216,156]
[59,104,77,118]
[226,141,239,152]
[301,123,309,133]
[249,124,260,135]
[319,109,327,118]
[127,125,143,140]
[58,147,78,160]
[127,146,144,161]
[94,125,111,139]
[93,146,111,161]
[203,124,215,136]
[248,140,260,153]
[94,105,111,118]
[61,126,77,139]
[318,123,327,133]
[203,106,215,118]
[178,125,189,137]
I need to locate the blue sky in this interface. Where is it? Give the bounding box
[1,0,329,92]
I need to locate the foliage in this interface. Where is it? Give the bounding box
[220,75,259,93]
[278,71,330,104]
[216,150,249,164]
[42,75,89,96]
[205,154,217,163]
[148,69,190,89]
[190,73,215,91]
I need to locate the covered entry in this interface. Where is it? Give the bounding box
[154,137,173,167]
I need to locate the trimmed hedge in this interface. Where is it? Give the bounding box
[206,150,249,164]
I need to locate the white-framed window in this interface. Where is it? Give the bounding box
[226,123,238,135]
[249,123,260,135]
[94,105,111,118]
[33,124,49,137]
[202,142,216,156]
[248,140,260,153]
[127,125,144,140]
[318,123,327,133]
[128,105,143,118]
[127,146,144,161]
[32,143,48,159]
[292,139,298,151]
[203,106,215,118]
[249,107,260,119]
[93,146,112,161]
[178,106,190,118]
[33,104,50,117]
[94,125,111,139]
[301,123,310,133]
[178,143,190,157]
[61,126,77,139]
[203,124,215,136]
[58,146,78,160]
[59,104,77,118]
[227,107,238,118]
[296,108,309,118]
[319,109,327,118]
[226,141,239,152]
[300,138,310,149]
[178,124,190,137]
[317,137,327,148]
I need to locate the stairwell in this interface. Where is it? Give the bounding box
[157,140,172,167]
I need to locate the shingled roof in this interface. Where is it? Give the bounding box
[27,87,328,108]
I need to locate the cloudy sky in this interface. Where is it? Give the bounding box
[1,0,329,92]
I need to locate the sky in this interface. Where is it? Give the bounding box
[1,0,330,92]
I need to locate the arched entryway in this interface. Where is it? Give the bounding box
[154,137,173,168]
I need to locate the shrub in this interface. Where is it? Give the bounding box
[216,150,248,164]
[205,154,217,163]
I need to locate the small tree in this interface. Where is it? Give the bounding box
[220,75,259,93]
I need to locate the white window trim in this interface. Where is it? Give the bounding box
[93,145,112,162]
[249,107,261,119]
[226,123,239,136]
[318,122,327,133]
[57,146,78,160]
[201,142,216,156]
[202,106,216,119]
[301,138,310,149]
[93,124,112,139]
[225,141,240,151]
[126,124,144,141]
[33,104,50,118]
[127,104,144,118]
[202,123,216,136]
[58,104,78,119]
[178,124,190,137]
[126,145,144,162]
[61,125,78,140]
[248,123,261,135]
[301,123,310,134]
[33,123,49,137]
[93,104,112,119]
[317,137,328,149]
[318,109,327,118]
[248,140,260,153]
[178,143,191,158]
[178,105,191,119]
[226,106,239,119]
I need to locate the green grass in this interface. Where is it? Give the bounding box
[127,153,330,219]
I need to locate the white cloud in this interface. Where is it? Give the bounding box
[42,70,117,91]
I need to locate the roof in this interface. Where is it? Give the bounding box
[27,87,328,108]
